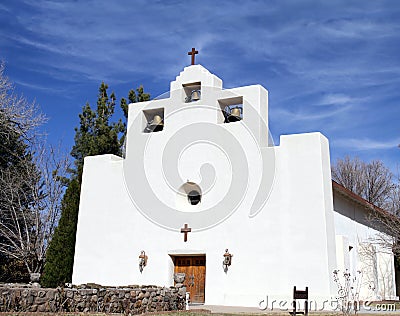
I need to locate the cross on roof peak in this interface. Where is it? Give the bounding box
[188,48,198,65]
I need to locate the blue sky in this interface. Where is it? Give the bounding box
[0,0,399,172]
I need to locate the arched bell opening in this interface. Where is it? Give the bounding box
[176,182,202,211]
[142,108,164,133]
[225,107,242,122]
[218,96,244,124]
[183,81,201,103]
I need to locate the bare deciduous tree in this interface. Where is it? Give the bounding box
[0,62,69,279]
[0,62,46,142]
[332,156,366,198]
[332,156,394,209]
[364,161,395,208]
[333,156,400,258]
[368,208,400,256]
[0,144,69,275]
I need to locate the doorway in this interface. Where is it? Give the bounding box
[174,255,206,303]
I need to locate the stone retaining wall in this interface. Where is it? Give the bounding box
[0,284,186,314]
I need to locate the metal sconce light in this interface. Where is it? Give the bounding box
[223,249,233,272]
[139,250,148,273]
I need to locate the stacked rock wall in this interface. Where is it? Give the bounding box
[0,284,186,314]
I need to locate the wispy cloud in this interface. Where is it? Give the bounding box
[4,0,400,88]
[317,94,360,106]
[334,137,400,151]
[0,3,10,12]
[319,18,399,39]
[14,78,66,94]
[0,0,399,173]
[273,104,352,122]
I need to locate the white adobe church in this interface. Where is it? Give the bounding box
[72,55,397,308]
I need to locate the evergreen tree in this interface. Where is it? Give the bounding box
[42,82,149,287]
[120,85,150,148]
[71,82,124,175]
[40,178,80,287]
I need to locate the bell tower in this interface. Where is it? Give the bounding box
[125,63,269,159]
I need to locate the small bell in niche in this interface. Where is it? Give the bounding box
[145,114,164,133]
[190,89,201,101]
[227,107,242,122]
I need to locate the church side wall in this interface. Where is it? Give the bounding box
[319,134,338,295]
[333,193,397,300]
[73,154,139,285]
[272,133,337,305]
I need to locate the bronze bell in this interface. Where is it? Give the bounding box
[227,108,242,122]
[190,90,201,101]
[187,190,201,205]
[149,115,164,132]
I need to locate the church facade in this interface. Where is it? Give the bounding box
[72,64,396,308]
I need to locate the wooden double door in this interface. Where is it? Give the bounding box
[174,255,206,303]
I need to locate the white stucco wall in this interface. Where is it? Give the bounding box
[73,136,335,307]
[333,193,396,300]
[73,65,394,308]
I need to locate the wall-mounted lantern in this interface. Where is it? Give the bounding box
[139,250,148,273]
[223,249,233,272]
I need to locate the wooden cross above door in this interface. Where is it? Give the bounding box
[180,223,192,242]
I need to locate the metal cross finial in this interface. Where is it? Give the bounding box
[180,223,192,242]
[188,48,198,65]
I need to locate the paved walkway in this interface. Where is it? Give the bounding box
[188,304,400,315]
[189,304,289,314]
